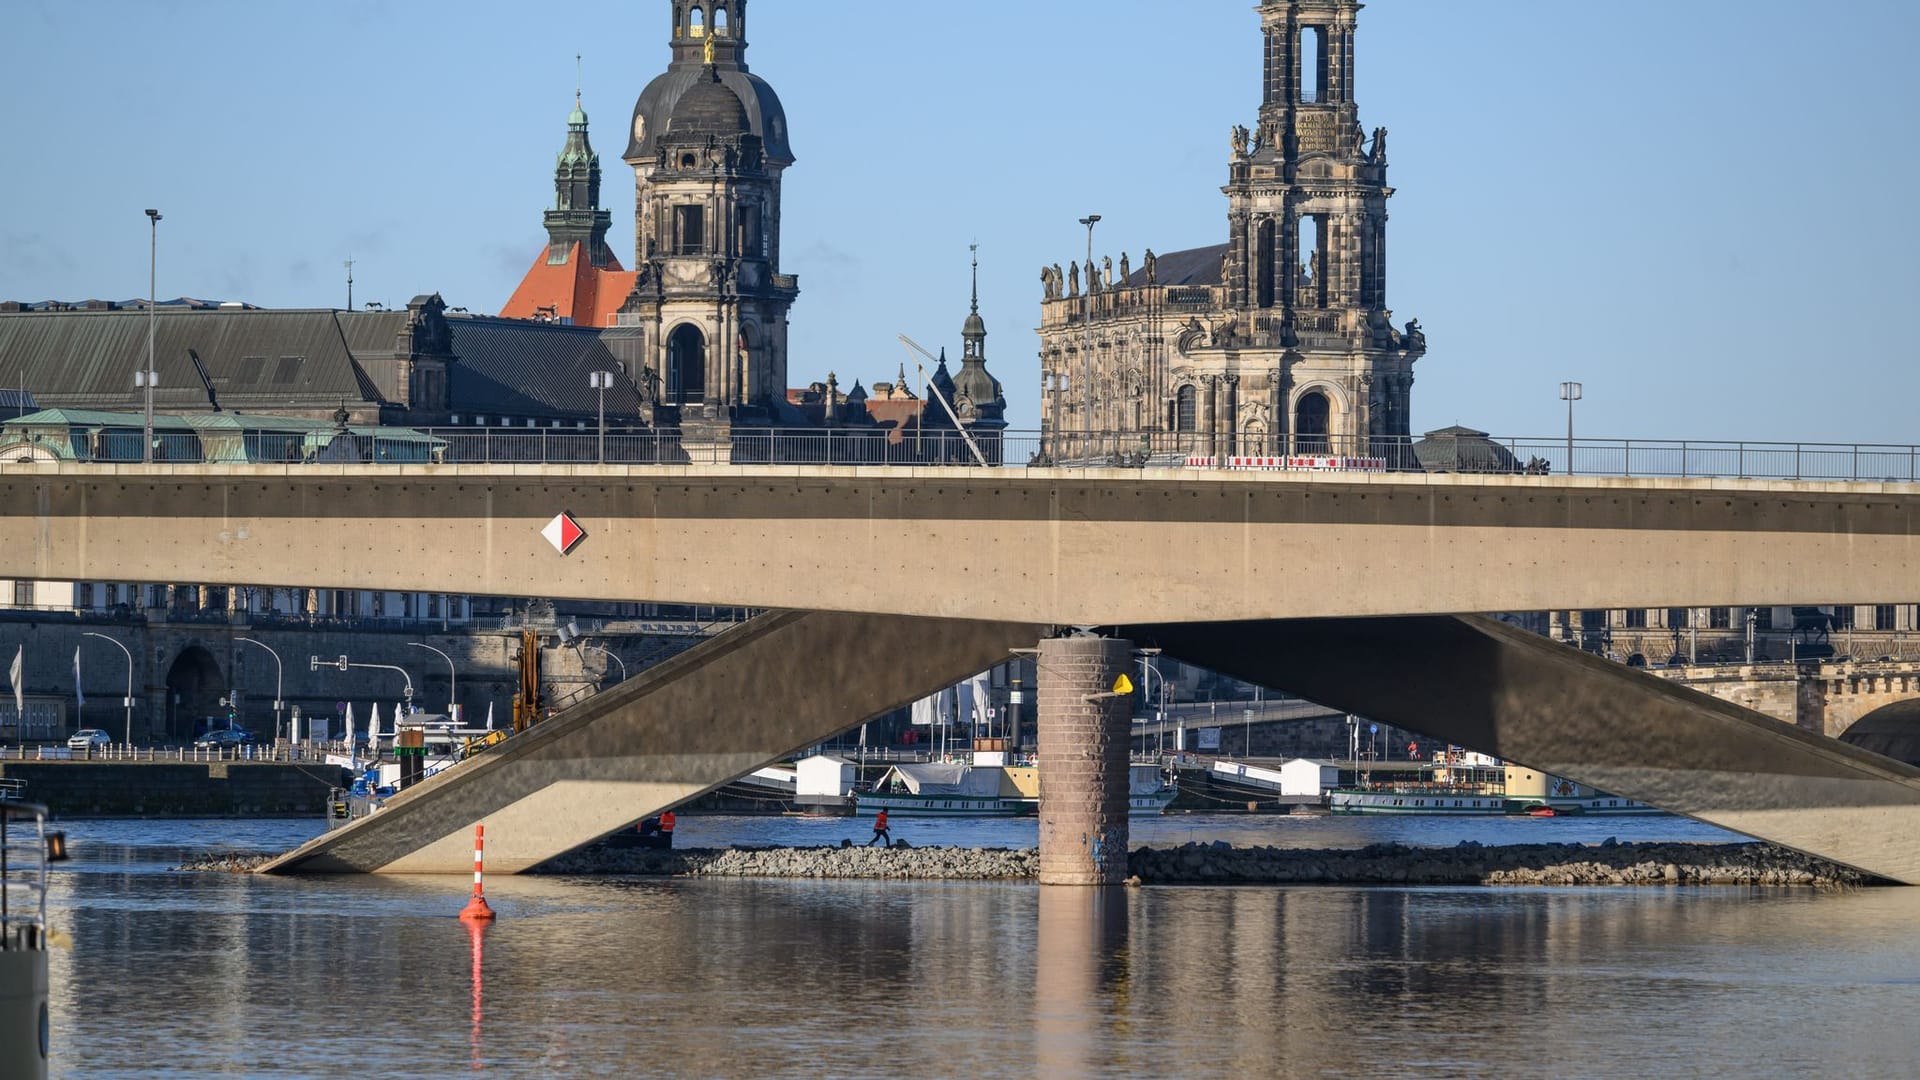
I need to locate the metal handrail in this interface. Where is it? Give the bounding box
[12,426,1920,483]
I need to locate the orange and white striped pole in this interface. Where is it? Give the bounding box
[459,823,497,921]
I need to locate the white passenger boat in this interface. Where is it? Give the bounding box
[1,800,52,1080]
[1329,751,1658,816]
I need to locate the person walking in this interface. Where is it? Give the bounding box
[866,808,891,848]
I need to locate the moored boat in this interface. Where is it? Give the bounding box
[1,800,52,1080]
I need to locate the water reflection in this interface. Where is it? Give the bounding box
[37,822,1920,1078]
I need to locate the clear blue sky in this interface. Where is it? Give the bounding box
[3,1,1917,440]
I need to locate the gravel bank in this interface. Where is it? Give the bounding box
[181,840,1876,887]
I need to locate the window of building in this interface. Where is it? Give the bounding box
[713,5,730,37]
[1831,605,1855,630]
[675,205,705,254]
[1256,219,1276,309]
[668,324,708,405]
[1710,607,1731,629]
[1175,385,1197,434]
[1753,606,1773,631]
[1667,608,1689,629]
[1294,391,1331,455]
[1876,604,1898,631]
[78,583,93,608]
[13,581,32,607]
[1299,26,1325,104]
[1624,609,1648,629]
[741,203,763,256]
[150,585,168,608]
[428,594,441,618]
[688,4,705,37]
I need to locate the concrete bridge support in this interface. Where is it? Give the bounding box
[262,610,1045,874]
[1037,636,1133,886]
[1131,615,1920,884]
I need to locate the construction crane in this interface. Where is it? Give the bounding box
[895,333,988,467]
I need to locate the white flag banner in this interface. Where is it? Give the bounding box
[10,644,21,718]
[73,646,83,709]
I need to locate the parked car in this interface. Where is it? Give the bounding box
[67,728,112,750]
[193,729,256,749]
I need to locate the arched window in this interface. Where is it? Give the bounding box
[713,4,730,36]
[688,5,706,38]
[1174,385,1197,434]
[1294,391,1330,454]
[668,324,707,405]
[1256,219,1276,309]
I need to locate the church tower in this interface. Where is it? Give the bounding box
[545,93,616,268]
[620,0,798,435]
[1035,0,1424,465]
[1225,0,1422,447]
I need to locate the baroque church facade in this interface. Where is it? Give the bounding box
[1037,0,1425,464]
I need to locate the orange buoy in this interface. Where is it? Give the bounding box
[459,823,497,921]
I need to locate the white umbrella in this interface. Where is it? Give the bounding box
[343,704,357,767]
[484,702,494,731]
[368,703,382,754]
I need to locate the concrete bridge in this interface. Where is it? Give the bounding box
[8,462,1920,883]
[1,463,1917,622]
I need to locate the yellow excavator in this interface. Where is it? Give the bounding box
[511,629,543,734]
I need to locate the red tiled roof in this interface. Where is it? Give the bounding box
[499,243,635,328]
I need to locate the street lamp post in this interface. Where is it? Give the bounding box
[1136,652,1166,757]
[1079,214,1101,460]
[80,632,135,747]
[142,208,162,463]
[589,371,614,463]
[234,637,285,743]
[580,644,627,684]
[1559,380,1583,475]
[407,641,457,722]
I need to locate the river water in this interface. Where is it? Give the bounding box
[38,815,1920,1078]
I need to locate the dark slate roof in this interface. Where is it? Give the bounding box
[1413,426,1520,474]
[1124,243,1229,288]
[0,308,379,413]
[0,389,36,413]
[443,316,646,419]
[628,66,793,165]
[666,68,753,138]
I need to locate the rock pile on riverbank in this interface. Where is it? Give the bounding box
[1121,839,1871,887]
[177,852,276,873]
[180,840,1873,886]
[537,839,1872,887]
[539,844,1039,880]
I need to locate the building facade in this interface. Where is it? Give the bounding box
[1038,0,1425,464]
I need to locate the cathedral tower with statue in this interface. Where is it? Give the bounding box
[617,0,799,448]
[1037,0,1425,465]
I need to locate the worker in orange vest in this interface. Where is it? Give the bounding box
[866,808,891,848]
[660,811,676,839]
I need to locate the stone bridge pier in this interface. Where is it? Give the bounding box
[1036,636,1134,886]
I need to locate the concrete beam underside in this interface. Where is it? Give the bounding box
[261,611,1045,875]
[1129,615,1920,884]
[5,468,1920,624]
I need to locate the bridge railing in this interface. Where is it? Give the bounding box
[22,427,1920,481]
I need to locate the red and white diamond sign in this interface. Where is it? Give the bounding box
[541,512,586,555]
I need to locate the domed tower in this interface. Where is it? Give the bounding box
[620,0,797,435]
[950,247,1007,452]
